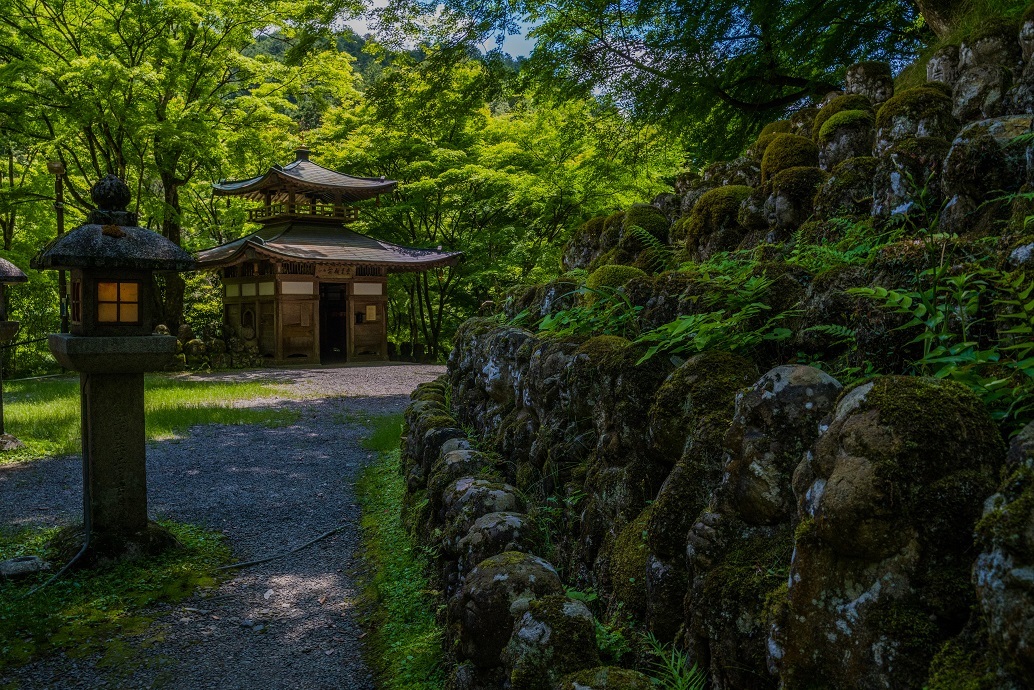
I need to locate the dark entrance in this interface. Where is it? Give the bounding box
[319,283,348,363]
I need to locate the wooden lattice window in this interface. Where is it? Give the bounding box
[97,281,140,323]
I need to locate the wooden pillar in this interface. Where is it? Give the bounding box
[287,189,295,216]
[274,275,283,363]
[346,285,355,362]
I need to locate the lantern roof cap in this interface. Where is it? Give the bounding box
[31,175,195,272]
[0,257,27,283]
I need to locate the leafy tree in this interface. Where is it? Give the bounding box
[373,0,928,161]
[315,48,680,357]
[0,0,350,328]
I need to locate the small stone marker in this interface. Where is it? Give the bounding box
[0,555,49,579]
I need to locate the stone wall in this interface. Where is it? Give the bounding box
[402,323,1034,688]
[398,16,1034,690]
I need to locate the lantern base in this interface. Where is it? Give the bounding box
[49,521,181,568]
[48,334,177,373]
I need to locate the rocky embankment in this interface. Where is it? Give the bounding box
[404,329,1034,689]
[399,12,1034,690]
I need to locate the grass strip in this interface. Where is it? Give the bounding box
[356,413,445,690]
[1,374,299,463]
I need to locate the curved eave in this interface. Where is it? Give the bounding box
[213,167,397,203]
[196,238,462,273]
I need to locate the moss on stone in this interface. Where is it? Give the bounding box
[587,247,635,272]
[770,166,829,203]
[585,265,648,293]
[508,594,600,690]
[557,666,653,690]
[749,132,779,161]
[760,120,792,137]
[608,509,651,621]
[861,377,1005,495]
[669,216,692,244]
[761,134,820,183]
[812,94,873,142]
[925,630,999,690]
[814,156,878,217]
[600,211,626,248]
[622,204,669,241]
[699,523,794,640]
[682,185,751,252]
[924,80,953,98]
[575,335,632,361]
[977,464,1034,561]
[817,109,875,144]
[649,350,757,462]
[875,87,953,130]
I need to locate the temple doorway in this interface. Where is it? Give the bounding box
[319,283,348,362]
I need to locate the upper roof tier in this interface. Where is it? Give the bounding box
[213,148,397,204]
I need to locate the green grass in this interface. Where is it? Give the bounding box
[0,521,231,675]
[360,413,406,452]
[356,413,445,690]
[1,374,299,463]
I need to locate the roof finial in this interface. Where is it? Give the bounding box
[295,146,310,162]
[87,175,137,226]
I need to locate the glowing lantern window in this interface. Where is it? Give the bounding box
[97,281,140,323]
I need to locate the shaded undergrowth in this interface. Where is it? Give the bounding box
[1,375,299,463]
[356,413,445,690]
[0,521,231,676]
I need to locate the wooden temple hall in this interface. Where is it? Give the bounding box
[197,148,461,364]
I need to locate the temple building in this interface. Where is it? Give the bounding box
[196,148,461,364]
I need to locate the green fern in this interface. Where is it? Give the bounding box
[645,633,707,690]
[626,224,676,272]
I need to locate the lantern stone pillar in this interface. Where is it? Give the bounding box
[0,257,27,448]
[32,175,195,560]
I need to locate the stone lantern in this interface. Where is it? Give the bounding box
[31,175,194,559]
[0,256,27,447]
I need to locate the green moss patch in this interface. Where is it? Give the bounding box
[812,94,873,142]
[0,521,230,674]
[818,109,875,144]
[771,166,829,204]
[622,204,669,242]
[607,509,651,622]
[875,87,953,130]
[683,186,752,249]
[760,120,792,137]
[761,134,820,183]
[586,265,648,292]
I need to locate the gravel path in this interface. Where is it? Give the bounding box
[0,363,444,689]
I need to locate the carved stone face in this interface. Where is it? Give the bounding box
[799,384,911,560]
[720,365,842,526]
[927,45,960,86]
[1021,18,1034,63]
[845,65,893,104]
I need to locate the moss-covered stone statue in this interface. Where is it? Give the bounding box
[685,365,842,690]
[771,377,1005,689]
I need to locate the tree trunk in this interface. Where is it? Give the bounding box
[160,175,185,332]
[917,0,967,38]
